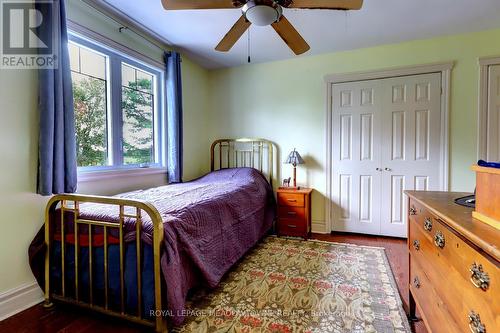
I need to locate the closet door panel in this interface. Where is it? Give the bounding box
[380,73,442,237]
[332,81,383,235]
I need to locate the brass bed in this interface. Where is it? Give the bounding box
[41,138,277,332]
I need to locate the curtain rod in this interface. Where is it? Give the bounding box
[79,0,173,53]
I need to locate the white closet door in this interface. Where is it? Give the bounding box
[380,73,442,237]
[487,65,500,161]
[331,73,443,237]
[332,80,383,234]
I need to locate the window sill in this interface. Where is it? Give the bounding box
[78,167,167,183]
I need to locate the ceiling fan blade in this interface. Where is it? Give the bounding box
[287,0,363,10]
[161,0,237,10]
[215,16,251,52]
[271,16,310,55]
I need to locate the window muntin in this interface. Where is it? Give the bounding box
[68,33,164,171]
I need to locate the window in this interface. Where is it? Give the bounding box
[68,33,164,171]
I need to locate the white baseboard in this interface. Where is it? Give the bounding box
[312,220,329,234]
[0,281,43,321]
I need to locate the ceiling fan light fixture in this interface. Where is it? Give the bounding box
[243,1,282,26]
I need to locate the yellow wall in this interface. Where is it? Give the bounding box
[207,28,500,230]
[0,1,210,293]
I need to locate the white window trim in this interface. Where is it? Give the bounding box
[67,20,165,69]
[477,56,500,160]
[68,26,167,176]
[78,167,167,183]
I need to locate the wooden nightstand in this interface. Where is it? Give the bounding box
[276,188,313,239]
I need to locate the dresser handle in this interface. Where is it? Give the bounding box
[413,277,421,289]
[287,211,297,215]
[287,199,297,202]
[469,311,486,333]
[287,224,297,228]
[470,263,490,291]
[424,218,433,232]
[434,231,445,249]
[412,239,420,251]
[409,206,417,215]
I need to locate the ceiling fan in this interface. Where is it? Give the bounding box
[161,0,363,55]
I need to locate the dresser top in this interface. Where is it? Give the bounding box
[406,191,500,262]
[277,188,313,194]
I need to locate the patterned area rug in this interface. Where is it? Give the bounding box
[174,237,411,333]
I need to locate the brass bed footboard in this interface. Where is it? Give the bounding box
[44,194,166,332]
[42,138,277,333]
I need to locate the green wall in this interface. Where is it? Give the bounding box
[0,1,210,293]
[2,0,500,300]
[207,28,500,230]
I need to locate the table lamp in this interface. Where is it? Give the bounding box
[285,148,305,189]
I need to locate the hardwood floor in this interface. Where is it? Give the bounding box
[0,233,426,333]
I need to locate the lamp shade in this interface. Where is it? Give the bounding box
[285,149,305,166]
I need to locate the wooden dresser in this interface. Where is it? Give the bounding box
[406,191,500,333]
[276,188,313,239]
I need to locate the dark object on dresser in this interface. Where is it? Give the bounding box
[477,159,500,168]
[276,188,312,239]
[455,194,475,208]
[406,191,499,333]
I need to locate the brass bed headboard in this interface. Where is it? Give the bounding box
[210,138,278,186]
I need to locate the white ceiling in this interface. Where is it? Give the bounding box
[103,0,500,69]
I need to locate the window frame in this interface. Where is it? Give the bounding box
[68,32,166,175]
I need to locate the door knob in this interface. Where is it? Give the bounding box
[376,168,382,171]
[385,168,392,171]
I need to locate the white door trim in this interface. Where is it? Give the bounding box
[325,62,453,233]
[477,56,500,160]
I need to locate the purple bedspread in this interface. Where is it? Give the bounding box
[29,168,275,325]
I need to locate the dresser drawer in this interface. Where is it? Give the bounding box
[277,218,307,236]
[278,206,306,221]
[428,219,500,331]
[277,192,304,207]
[409,199,436,240]
[409,205,500,332]
[407,193,500,333]
[410,219,500,332]
[410,256,462,333]
[432,218,498,299]
[409,199,500,302]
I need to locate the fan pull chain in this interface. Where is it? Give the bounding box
[247,26,251,63]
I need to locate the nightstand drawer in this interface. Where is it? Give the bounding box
[278,218,307,235]
[277,192,304,207]
[278,206,306,221]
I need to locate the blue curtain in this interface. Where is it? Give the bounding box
[36,0,77,195]
[165,51,183,183]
